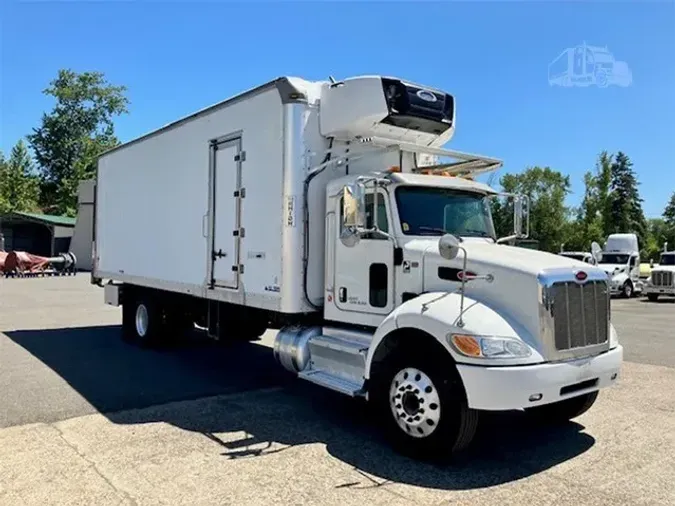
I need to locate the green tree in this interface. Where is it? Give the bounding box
[664,192,675,227]
[581,151,612,239]
[0,140,41,214]
[606,151,646,244]
[28,69,129,215]
[643,218,670,261]
[491,166,571,252]
[662,192,675,251]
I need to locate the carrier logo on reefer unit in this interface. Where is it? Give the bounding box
[416,89,437,102]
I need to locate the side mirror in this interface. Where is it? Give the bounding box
[511,195,530,239]
[591,241,603,263]
[439,234,461,260]
[339,227,361,248]
[342,182,366,229]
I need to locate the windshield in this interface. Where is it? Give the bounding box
[561,253,586,261]
[395,186,496,239]
[660,254,675,266]
[600,254,629,265]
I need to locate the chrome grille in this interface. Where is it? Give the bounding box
[652,271,674,287]
[551,280,609,351]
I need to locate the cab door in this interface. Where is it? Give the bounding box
[629,254,640,284]
[331,188,394,318]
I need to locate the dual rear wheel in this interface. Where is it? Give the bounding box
[121,287,267,348]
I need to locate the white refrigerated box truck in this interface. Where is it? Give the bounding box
[93,75,623,460]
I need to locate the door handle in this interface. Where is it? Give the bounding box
[202,214,209,238]
[338,287,347,303]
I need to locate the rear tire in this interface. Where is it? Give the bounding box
[122,293,164,348]
[647,294,659,302]
[526,391,598,424]
[370,346,478,462]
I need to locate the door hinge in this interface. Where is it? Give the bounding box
[234,151,246,162]
[233,188,246,198]
[233,228,245,238]
[232,264,245,274]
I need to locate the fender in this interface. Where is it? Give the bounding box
[364,291,546,380]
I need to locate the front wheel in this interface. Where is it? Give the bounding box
[526,391,598,424]
[622,281,634,298]
[370,348,478,461]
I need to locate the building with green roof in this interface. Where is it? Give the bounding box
[0,211,76,257]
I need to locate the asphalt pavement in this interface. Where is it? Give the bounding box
[0,274,673,505]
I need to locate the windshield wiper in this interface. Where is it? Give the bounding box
[462,229,492,238]
[418,226,447,235]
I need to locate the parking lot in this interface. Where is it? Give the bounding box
[1,275,674,506]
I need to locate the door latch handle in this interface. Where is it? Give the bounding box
[338,287,347,303]
[212,249,227,260]
[202,214,209,238]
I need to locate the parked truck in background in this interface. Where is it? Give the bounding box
[645,247,675,302]
[92,75,623,460]
[558,246,597,265]
[598,233,643,298]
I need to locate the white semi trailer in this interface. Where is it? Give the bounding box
[92,75,623,460]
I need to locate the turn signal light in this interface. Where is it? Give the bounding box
[450,334,482,357]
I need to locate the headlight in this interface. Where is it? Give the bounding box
[448,333,532,359]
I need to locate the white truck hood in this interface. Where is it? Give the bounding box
[652,265,675,273]
[600,264,627,276]
[403,238,608,346]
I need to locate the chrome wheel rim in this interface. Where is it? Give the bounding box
[389,367,441,438]
[135,303,149,337]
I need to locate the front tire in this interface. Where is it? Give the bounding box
[622,281,633,298]
[370,347,478,461]
[526,391,598,424]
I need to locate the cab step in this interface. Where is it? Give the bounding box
[296,328,372,397]
[298,369,365,397]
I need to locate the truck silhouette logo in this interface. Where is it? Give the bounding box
[548,42,632,88]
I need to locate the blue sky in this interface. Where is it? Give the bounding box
[2,1,674,217]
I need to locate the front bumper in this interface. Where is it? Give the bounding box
[644,285,675,296]
[456,345,623,411]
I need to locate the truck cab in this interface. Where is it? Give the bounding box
[324,171,499,327]
[645,251,675,301]
[598,233,642,298]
